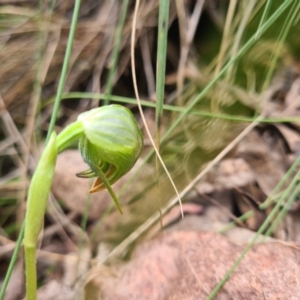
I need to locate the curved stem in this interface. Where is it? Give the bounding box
[24,132,57,300]
[56,120,84,153]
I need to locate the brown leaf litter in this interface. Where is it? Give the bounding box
[85,231,300,300]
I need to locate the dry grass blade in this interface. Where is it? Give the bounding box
[130,0,184,218]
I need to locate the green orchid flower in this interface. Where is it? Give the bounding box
[57,104,143,213]
[75,105,143,213]
[23,104,143,300]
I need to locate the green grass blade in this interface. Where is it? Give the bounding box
[155,0,169,146]
[260,156,300,210]
[103,0,130,105]
[255,0,272,39]
[207,154,300,299]
[155,0,170,223]
[47,0,81,143]
[0,223,25,300]
[62,92,300,124]
[218,211,254,234]
[265,179,300,238]
[262,0,300,91]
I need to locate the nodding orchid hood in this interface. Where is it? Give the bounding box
[56,104,143,214]
[77,105,143,184]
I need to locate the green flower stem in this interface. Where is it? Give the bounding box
[24,246,37,300]
[56,120,84,153]
[24,132,57,300]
